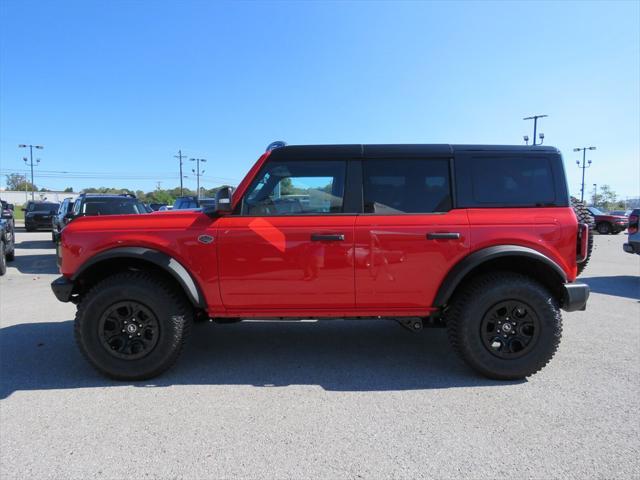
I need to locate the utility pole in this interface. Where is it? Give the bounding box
[174,149,187,196]
[574,146,596,202]
[592,183,598,207]
[190,158,207,199]
[156,181,162,191]
[523,115,548,146]
[18,144,43,201]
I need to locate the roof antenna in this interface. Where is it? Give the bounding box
[266,141,287,152]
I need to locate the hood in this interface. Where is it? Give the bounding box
[64,210,215,233]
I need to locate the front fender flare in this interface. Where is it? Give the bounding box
[72,247,206,308]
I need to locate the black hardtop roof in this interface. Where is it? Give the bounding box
[269,144,560,160]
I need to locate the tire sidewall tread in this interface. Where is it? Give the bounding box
[74,271,192,380]
[446,272,562,380]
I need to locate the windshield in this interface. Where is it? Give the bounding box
[82,199,146,215]
[28,203,59,213]
[173,198,198,209]
[588,207,605,215]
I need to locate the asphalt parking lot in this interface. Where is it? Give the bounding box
[1,230,639,479]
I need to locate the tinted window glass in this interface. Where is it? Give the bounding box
[28,203,59,213]
[82,199,145,215]
[173,198,198,209]
[243,160,346,215]
[363,159,452,214]
[469,157,555,205]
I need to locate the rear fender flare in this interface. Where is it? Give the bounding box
[434,245,567,307]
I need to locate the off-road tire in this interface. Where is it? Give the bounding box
[0,241,6,276]
[571,197,594,276]
[75,271,193,380]
[5,247,14,261]
[446,272,562,380]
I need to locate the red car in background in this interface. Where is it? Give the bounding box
[587,207,628,235]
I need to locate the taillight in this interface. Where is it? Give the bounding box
[577,223,589,263]
[629,214,638,234]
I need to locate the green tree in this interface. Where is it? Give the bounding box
[599,184,618,211]
[5,173,36,191]
[63,187,74,193]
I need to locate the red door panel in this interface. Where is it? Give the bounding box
[217,215,356,310]
[355,210,470,309]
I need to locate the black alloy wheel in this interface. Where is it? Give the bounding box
[99,301,160,360]
[480,300,540,359]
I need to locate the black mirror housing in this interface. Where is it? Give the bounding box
[203,186,234,217]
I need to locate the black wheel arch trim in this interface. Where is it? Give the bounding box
[434,245,568,307]
[71,247,206,308]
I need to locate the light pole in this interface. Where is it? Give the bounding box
[592,183,597,207]
[18,144,43,201]
[574,146,596,202]
[174,150,187,196]
[190,158,207,199]
[523,115,548,146]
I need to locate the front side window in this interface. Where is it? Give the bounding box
[363,159,452,214]
[243,160,346,215]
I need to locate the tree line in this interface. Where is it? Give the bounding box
[4,173,229,206]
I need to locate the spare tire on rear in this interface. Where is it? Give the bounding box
[571,196,594,276]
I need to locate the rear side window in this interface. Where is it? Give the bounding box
[455,155,563,207]
[363,159,452,214]
[471,157,554,204]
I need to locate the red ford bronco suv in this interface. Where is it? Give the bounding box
[51,143,590,381]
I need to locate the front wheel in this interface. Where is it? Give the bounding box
[446,273,562,380]
[75,272,193,380]
[597,222,611,235]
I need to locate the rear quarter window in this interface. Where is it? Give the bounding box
[455,154,568,207]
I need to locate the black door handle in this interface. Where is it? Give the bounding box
[311,233,345,242]
[427,232,460,240]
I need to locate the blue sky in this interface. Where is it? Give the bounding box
[1,0,638,199]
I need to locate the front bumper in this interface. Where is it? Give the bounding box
[51,276,74,302]
[25,219,54,229]
[562,282,590,312]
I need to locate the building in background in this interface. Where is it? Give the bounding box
[0,190,80,205]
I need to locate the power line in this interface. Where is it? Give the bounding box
[174,149,187,196]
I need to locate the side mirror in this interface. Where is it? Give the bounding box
[64,212,75,221]
[21,208,26,212]
[203,186,234,217]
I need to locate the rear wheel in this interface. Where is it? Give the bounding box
[446,272,562,380]
[75,272,193,380]
[597,222,611,235]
